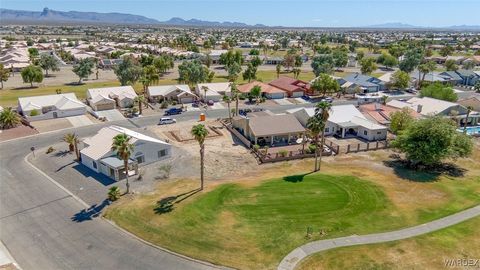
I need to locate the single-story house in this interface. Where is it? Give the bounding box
[196,82,232,102]
[147,84,198,103]
[343,73,386,93]
[232,111,306,146]
[80,125,171,180]
[87,86,137,111]
[387,97,480,126]
[358,103,421,126]
[237,81,286,99]
[287,104,388,141]
[268,77,307,97]
[18,93,86,121]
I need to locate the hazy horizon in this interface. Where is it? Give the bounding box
[2,0,480,27]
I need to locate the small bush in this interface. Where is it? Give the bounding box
[253,144,260,152]
[278,150,288,157]
[30,109,39,116]
[108,186,121,201]
[160,101,169,109]
[307,144,317,154]
[46,146,55,154]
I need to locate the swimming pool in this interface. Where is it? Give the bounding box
[458,126,480,136]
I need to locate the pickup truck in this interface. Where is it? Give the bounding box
[164,107,183,116]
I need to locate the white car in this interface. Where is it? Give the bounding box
[159,117,177,125]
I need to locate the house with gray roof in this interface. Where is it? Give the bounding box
[343,73,386,93]
[18,93,86,121]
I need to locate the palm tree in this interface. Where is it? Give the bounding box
[134,95,146,115]
[231,83,240,116]
[112,133,134,194]
[191,124,209,191]
[463,106,474,133]
[314,101,332,171]
[201,86,209,102]
[223,95,232,121]
[62,133,78,152]
[276,64,281,78]
[307,117,323,172]
[108,186,121,201]
[0,107,20,129]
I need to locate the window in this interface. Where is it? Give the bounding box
[324,127,330,133]
[136,155,145,164]
[92,161,97,169]
[363,130,368,136]
[158,149,167,158]
[377,131,382,135]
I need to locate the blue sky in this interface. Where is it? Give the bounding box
[2,0,479,27]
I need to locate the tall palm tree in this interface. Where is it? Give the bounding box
[223,95,232,121]
[134,95,146,115]
[463,106,474,133]
[191,124,209,191]
[314,101,332,171]
[231,83,240,116]
[62,133,78,155]
[307,117,323,172]
[112,133,134,194]
[0,107,20,129]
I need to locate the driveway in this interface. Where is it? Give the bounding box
[67,115,94,127]
[274,98,294,105]
[95,109,126,121]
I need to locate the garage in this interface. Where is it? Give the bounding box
[94,102,116,111]
[179,97,194,103]
[290,91,304,98]
[266,92,286,99]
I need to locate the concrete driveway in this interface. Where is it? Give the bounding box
[274,98,294,105]
[95,109,126,121]
[67,115,94,127]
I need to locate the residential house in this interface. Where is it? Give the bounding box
[287,104,388,141]
[232,111,306,146]
[237,81,286,99]
[147,84,198,103]
[18,93,86,121]
[359,103,421,126]
[196,82,232,102]
[87,86,137,111]
[458,96,480,112]
[343,73,386,93]
[268,77,307,97]
[387,97,480,126]
[80,125,171,180]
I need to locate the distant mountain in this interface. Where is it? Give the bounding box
[446,25,480,30]
[365,22,421,29]
[0,8,266,27]
[0,7,159,24]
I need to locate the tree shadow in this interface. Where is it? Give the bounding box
[12,86,39,90]
[283,173,311,183]
[64,82,85,86]
[383,159,467,182]
[154,188,201,215]
[54,150,71,157]
[55,161,76,172]
[71,199,110,223]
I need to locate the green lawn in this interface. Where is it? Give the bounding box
[106,173,407,269]
[298,216,480,270]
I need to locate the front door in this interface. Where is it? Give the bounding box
[53,112,58,118]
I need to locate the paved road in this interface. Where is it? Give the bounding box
[278,205,480,270]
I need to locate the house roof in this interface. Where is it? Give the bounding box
[387,97,460,115]
[343,73,384,88]
[87,86,137,103]
[359,103,421,125]
[81,125,170,161]
[197,82,232,93]
[147,84,192,97]
[237,81,285,94]
[268,77,307,93]
[248,114,305,137]
[457,96,480,112]
[18,93,85,111]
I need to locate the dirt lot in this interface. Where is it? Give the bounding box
[0,125,38,142]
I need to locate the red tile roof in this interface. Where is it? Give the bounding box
[268,76,308,93]
[237,81,285,94]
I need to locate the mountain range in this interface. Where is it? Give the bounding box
[1,8,479,30]
[0,8,265,27]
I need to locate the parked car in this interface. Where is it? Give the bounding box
[164,107,182,116]
[207,100,215,106]
[159,117,177,125]
[320,97,334,103]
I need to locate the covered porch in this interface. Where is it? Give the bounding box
[253,132,305,147]
[100,157,138,181]
[335,122,360,138]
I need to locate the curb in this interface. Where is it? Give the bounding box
[0,240,22,270]
[23,152,232,270]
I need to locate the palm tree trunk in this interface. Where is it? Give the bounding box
[139,102,143,115]
[464,110,471,133]
[318,130,325,171]
[200,144,204,190]
[235,96,239,116]
[30,81,33,88]
[124,159,130,194]
[227,102,231,121]
[314,135,319,171]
